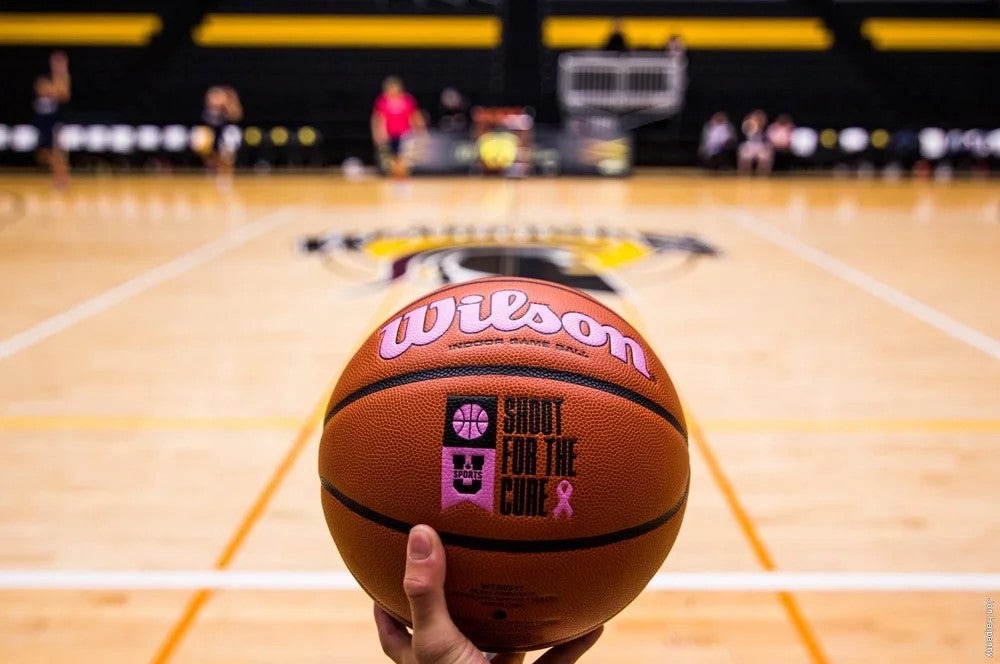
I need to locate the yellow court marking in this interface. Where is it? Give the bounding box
[701,418,1000,434]
[611,291,830,663]
[0,415,300,431]
[687,416,830,663]
[194,14,501,48]
[0,13,162,46]
[590,238,651,270]
[543,17,832,50]
[364,234,651,270]
[150,393,329,664]
[150,280,410,664]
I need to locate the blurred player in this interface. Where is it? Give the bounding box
[33,51,71,189]
[738,109,773,174]
[766,113,795,170]
[437,86,468,133]
[699,112,735,170]
[603,18,628,52]
[202,85,243,177]
[371,76,425,179]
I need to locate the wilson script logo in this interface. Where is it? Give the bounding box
[378,289,651,378]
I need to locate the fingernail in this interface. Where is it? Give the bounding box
[408,527,431,560]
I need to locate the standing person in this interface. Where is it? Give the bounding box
[738,109,773,174]
[603,18,628,52]
[34,51,71,189]
[663,34,688,143]
[665,34,687,65]
[371,76,425,179]
[437,86,468,134]
[202,85,243,176]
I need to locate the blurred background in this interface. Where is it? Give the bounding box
[1,0,998,177]
[1,3,998,663]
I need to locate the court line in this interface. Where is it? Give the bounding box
[150,281,408,664]
[687,416,829,664]
[606,282,830,662]
[701,418,1000,434]
[1,570,996,592]
[0,415,301,431]
[609,287,829,662]
[727,208,1000,361]
[0,206,295,362]
[149,388,330,664]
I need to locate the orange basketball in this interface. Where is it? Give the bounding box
[319,277,689,652]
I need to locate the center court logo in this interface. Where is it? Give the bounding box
[441,396,498,512]
[298,224,720,295]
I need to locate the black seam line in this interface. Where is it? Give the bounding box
[320,476,689,553]
[325,365,687,440]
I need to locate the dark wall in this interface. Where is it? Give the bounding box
[2,1,998,166]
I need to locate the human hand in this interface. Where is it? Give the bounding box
[374,525,603,664]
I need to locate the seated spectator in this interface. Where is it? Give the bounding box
[766,113,795,170]
[603,18,628,52]
[438,87,468,133]
[738,110,773,174]
[700,112,735,170]
[767,114,794,150]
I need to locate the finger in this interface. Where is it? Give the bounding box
[490,652,526,664]
[374,604,411,663]
[402,525,461,637]
[534,626,604,664]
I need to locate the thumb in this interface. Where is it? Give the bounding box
[403,525,462,637]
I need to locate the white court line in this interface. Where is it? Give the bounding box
[0,206,295,361]
[727,209,1000,361]
[0,570,996,591]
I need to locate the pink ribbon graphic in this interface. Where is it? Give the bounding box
[553,479,574,518]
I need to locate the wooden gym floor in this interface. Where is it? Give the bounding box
[0,173,997,663]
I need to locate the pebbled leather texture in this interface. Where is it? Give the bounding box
[319,276,690,651]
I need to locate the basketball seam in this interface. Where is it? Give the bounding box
[324,364,687,441]
[320,475,689,553]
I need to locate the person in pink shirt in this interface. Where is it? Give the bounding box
[371,76,425,178]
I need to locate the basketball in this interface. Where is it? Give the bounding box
[319,276,690,651]
[478,131,519,170]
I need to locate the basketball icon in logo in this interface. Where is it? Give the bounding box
[452,402,489,440]
[440,396,497,513]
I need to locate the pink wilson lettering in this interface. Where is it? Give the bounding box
[378,289,651,379]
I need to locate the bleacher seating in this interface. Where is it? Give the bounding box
[0,1,997,167]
